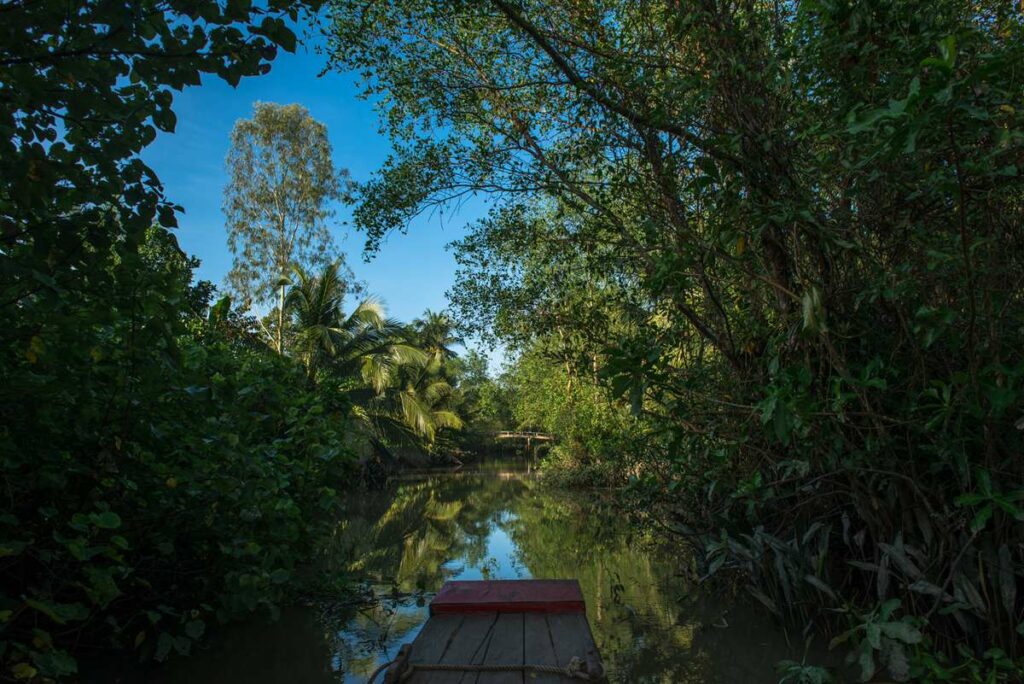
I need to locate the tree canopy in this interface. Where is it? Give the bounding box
[329,1,1024,679]
[224,101,348,353]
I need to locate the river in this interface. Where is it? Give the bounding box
[150,458,804,683]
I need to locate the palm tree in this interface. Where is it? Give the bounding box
[285,262,423,383]
[413,309,463,364]
[391,354,464,443]
[360,361,463,448]
[285,263,462,451]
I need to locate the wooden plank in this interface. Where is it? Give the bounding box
[387,614,464,684]
[407,615,465,667]
[386,615,465,683]
[523,613,562,684]
[545,613,603,682]
[421,613,499,684]
[431,580,584,615]
[471,612,524,684]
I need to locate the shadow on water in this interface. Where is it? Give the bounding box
[144,458,808,683]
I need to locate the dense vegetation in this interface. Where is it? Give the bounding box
[5,0,1024,681]
[330,0,1024,681]
[0,2,504,680]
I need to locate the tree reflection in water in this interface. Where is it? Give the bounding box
[152,459,807,684]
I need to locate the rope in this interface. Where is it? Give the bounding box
[367,655,600,683]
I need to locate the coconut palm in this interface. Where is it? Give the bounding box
[412,309,463,364]
[360,353,464,447]
[393,354,464,442]
[285,262,463,452]
[285,262,424,384]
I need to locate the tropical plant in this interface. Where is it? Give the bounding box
[0,2,370,678]
[283,263,462,451]
[388,355,465,444]
[412,310,463,364]
[285,261,422,383]
[0,227,355,680]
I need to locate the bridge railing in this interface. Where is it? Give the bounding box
[493,431,555,441]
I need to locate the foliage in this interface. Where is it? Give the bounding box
[776,659,834,684]
[330,0,1024,677]
[286,261,421,384]
[503,349,643,487]
[2,0,321,343]
[280,262,466,454]
[0,1,373,679]
[448,350,514,447]
[412,310,463,364]
[1,227,355,680]
[384,355,464,445]
[224,101,350,352]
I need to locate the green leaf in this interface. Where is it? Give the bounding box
[174,636,192,656]
[880,621,922,644]
[955,492,987,506]
[89,511,122,529]
[993,497,1023,519]
[879,599,901,621]
[155,632,174,661]
[909,580,950,601]
[257,17,296,53]
[84,566,121,606]
[848,107,903,134]
[746,585,779,616]
[970,504,993,532]
[25,599,89,625]
[773,402,792,445]
[803,574,836,600]
[938,35,957,70]
[857,642,876,682]
[866,622,881,650]
[153,106,177,133]
[884,640,910,681]
[32,649,78,677]
[185,619,206,639]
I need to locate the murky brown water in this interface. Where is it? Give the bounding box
[144,459,805,683]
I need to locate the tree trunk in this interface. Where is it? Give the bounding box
[277,281,285,355]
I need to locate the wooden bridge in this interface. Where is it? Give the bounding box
[493,431,555,443]
[493,431,555,454]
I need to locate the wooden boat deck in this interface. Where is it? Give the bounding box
[382,580,603,683]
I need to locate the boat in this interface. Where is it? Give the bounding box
[371,579,605,682]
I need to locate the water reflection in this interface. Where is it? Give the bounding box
[152,458,802,683]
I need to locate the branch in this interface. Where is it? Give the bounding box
[488,0,741,168]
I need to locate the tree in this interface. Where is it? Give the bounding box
[285,261,423,382]
[224,101,346,354]
[329,0,1024,672]
[371,354,464,445]
[413,309,463,363]
[0,3,354,676]
[1,1,322,328]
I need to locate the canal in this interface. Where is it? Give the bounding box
[150,458,803,683]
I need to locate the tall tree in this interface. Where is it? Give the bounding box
[1,1,329,675]
[224,101,345,354]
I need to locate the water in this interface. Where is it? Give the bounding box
[150,459,804,683]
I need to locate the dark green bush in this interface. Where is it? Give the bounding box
[0,228,355,679]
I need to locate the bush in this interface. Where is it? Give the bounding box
[0,228,355,679]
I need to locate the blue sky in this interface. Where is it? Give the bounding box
[142,31,486,328]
